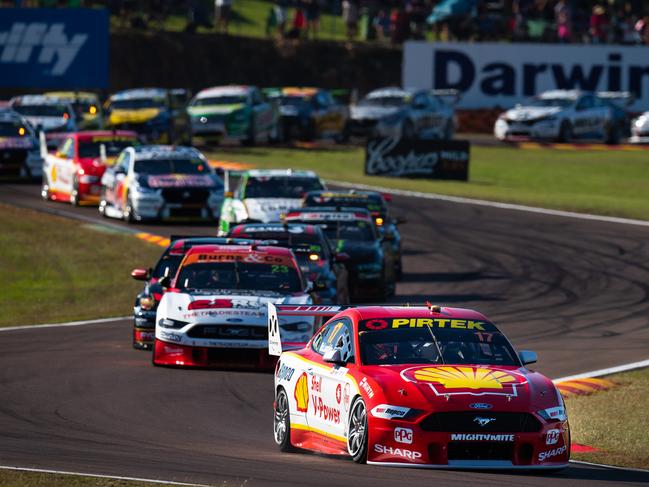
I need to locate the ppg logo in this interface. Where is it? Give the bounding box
[394,427,413,444]
[0,22,87,75]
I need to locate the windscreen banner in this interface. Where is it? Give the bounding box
[0,8,109,89]
[403,41,649,111]
[365,137,470,181]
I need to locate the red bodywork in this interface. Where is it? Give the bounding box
[277,306,570,468]
[46,130,138,204]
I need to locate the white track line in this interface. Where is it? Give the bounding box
[330,180,649,228]
[0,316,130,332]
[0,465,212,486]
[569,460,649,474]
[553,358,649,383]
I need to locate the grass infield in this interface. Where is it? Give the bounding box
[208,144,649,221]
[565,367,649,469]
[0,470,176,487]
[0,203,162,327]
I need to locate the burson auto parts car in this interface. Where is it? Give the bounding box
[269,304,570,469]
[152,244,316,368]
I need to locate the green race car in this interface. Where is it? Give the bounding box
[188,85,281,145]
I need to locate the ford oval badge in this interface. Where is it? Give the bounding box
[469,403,493,410]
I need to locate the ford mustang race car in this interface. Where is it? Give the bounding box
[229,223,350,304]
[44,91,104,130]
[188,85,281,145]
[130,236,261,350]
[218,169,325,235]
[303,190,406,279]
[99,145,223,222]
[269,303,570,469]
[9,95,78,133]
[42,130,139,205]
[0,109,43,179]
[105,88,191,144]
[284,207,396,301]
[630,111,649,144]
[264,87,349,142]
[494,90,630,144]
[349,87,456,140]
[152,244,316,368]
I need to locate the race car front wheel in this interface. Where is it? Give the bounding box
[274,388,294,452]
[348,396,368,463]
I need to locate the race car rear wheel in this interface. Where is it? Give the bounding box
[70,177,79,206]
[274,388,294,452]
[123,194,135,223]
[347,396,368,463]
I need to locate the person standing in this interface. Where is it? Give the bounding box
[342,0,359,40]
[305,0,321,39]
[215,0,232,34]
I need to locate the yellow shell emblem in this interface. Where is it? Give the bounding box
[294,372,309,412]
[413,366,517,390]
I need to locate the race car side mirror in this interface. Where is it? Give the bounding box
[518,350,537,365]
[131,268,150,281]
[334,252,350,263]
[323,348,344,364]
[158,275,171,288]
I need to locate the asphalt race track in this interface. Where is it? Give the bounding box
[1,182,649,486]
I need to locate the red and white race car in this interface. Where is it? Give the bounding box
[269,304,570,469]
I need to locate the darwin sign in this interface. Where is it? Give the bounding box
[365,137,470,181]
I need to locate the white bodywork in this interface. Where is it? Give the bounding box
[630,111,649,144]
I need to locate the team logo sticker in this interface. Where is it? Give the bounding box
[400,365,527,397]
[294,372,309,412]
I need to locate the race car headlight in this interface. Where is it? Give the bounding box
[158,317,188,329]
[140,295,156,311]
[537,406,567,422]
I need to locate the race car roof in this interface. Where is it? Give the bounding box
[346,306,493,327]
[537,90,581,100]
[180,244,299,267]
[196,86,251,98]
[72,130,139,141]
[365,87,413,99]
[131,145,204,160]
[44,91,99,102]
[304,190,384,205]
[110,88,167,101]
[10,95,72,106]
[246,169,318,178]
[230,223,319,236]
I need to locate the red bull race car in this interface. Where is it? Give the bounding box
[269,304,570,469]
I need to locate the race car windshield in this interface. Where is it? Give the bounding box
[176,262,301,292]
[110,98,166,110]
[244,176,324,198]
[153,254,183,279]
[192,96,248,106]
[359,325,519,366]
[358,96,407,107]
[523,97,574,108]
[78,139,137,158]
[134,158,209,175]
[0,121,30,137]
[320,221,375,242]
[12,105,70,117]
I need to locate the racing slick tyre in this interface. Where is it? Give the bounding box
[402,120,415,140]
[41,177,51,201]
[557,121,573,143]
[70,177,79,206]
[123,194,136,223]
[347,396,368,463]
[274,388,295,452]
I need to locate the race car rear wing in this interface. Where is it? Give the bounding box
[268,303,351,356]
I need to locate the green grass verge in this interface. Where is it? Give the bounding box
[565,367,649,469]
[0,203,162,327]
[208,144,649,220]
[0,469,174,487]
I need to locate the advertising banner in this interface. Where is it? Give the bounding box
[0,8,109,89]
[403,41,649,111]
[365,137,470,181]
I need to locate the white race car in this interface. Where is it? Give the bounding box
[152,243,316,368]
[629,112,649,144]
[9,95,78,133]
[494,90,629,144]
[218,169,325,235]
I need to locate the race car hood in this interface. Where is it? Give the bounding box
[158,290,314,344]
[504,106,562,122]
[23,116,68,132]
[187,104,246,117]
[351,105,401,121]
[108,108,161,125]
[243,198,302,222]
[142,173,220,189]
[0,136,35,150]
[363,364,560,413]
[334,240,381,265]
